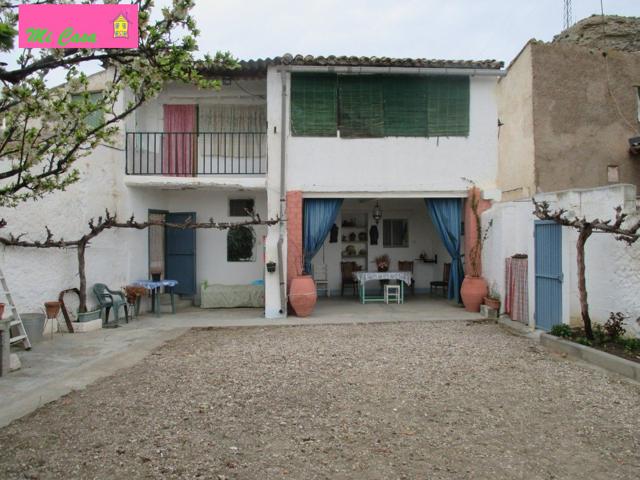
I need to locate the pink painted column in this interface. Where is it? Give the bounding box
[286,190,303,286]
[464,187,491,276]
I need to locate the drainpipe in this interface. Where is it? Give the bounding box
[277,69,288,315]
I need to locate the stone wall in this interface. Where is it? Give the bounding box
[553,15,640,53]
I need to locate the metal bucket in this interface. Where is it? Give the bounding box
[20,313,46,344]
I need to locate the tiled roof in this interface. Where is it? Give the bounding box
[203,54,504,76]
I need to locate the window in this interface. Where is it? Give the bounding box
[227,226,255,262]
[291,73,337,136]
[338,75,384,137]
[71,91,103,129]
[383,219,409,248]
[290,74,469,138]
[229,198,255,217]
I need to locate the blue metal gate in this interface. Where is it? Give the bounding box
[165,212,196,296]
[534,221,563,331]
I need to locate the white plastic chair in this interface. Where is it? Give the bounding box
[313,264,330,297]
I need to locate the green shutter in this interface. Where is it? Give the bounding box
[338,75,384,138]
[426,76,469,137]
[383,76,428,136]
[290,73,337,136]
[71,91,104,129]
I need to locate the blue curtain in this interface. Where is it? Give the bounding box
[303,199,343,274]
[425,198,464,302]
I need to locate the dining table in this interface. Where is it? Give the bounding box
[353,271,413,304]
[132,279,178,317]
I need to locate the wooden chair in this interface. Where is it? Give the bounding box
[398,261,415,295]
[313,264,330,297]
[430,263,451,297]
[340,261,359,296]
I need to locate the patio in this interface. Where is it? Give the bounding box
[0,298,479,428]
[1,320,638,479]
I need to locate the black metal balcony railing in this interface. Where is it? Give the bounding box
[125,132,267,175]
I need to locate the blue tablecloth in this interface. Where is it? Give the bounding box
[133,279,178,290]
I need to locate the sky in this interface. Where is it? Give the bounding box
[2,0,637,84]
[189,0,638,65]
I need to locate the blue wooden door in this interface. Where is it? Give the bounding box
[165,212,196,296]
[534,221,563,331]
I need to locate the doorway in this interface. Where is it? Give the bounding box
[148,210,197,296]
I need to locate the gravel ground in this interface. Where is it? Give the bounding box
[1,320,639,480]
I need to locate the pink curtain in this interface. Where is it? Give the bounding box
[163,105,196,176]
[505,256,529,324]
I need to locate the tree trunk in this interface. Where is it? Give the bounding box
[77,242,87,313]
[576,226,593,340]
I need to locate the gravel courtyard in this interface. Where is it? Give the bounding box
[1,320,639,480]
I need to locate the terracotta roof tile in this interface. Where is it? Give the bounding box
[203,54,504,76]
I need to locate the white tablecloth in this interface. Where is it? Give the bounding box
[354,271,412,286]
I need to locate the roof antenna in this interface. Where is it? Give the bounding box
[563,0,573,30]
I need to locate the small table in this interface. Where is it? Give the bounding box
[354,271,412,304]
[132,280,179,317]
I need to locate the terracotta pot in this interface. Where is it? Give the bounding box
[289,275,318,317]
[483,296,501,311]
[0,303,4,320]
[460,276,488,312]
[44,301,61,319]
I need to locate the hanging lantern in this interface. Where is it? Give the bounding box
[372,201,383,224]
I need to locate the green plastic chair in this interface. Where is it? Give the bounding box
[93,283,129,325]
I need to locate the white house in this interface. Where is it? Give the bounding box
[0,54,506,320]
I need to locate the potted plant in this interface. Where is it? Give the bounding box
[375,254,390,272]
[460,186,492,312]
[288,245,317,317]
[484,283,501,311]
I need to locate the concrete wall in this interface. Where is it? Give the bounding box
[281,75,500,195]
[496,43,537,201]
[531,42,640,192]
[310,198,451,294]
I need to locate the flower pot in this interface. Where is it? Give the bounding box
[288,275,317,317]
[483,296,501,311]
[44,301,61,319]
[460,276,488,312]
[0,302,4,320]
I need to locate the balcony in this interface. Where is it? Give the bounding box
[125,132,267,176]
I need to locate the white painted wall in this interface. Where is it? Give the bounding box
[483,184,640,337]
[284,75,499,194]
[0,146,127,313]
[125,188,267,298]
[310,198,451,294]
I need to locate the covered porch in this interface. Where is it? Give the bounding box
[290,194,472,312]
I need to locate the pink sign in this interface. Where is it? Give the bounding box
[19,4,138,49]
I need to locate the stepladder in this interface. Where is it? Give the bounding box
[0,267,31,350]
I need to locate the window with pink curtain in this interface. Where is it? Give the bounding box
[163,104,197,176]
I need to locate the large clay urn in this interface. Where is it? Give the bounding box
[289,275,318,317]
[460,276,488,312]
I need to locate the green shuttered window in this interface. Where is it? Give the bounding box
[290,74,470,138]
[338,75,384,138]
[426,76,470,137]
[290,73,337,136]
[383,75,429,136]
